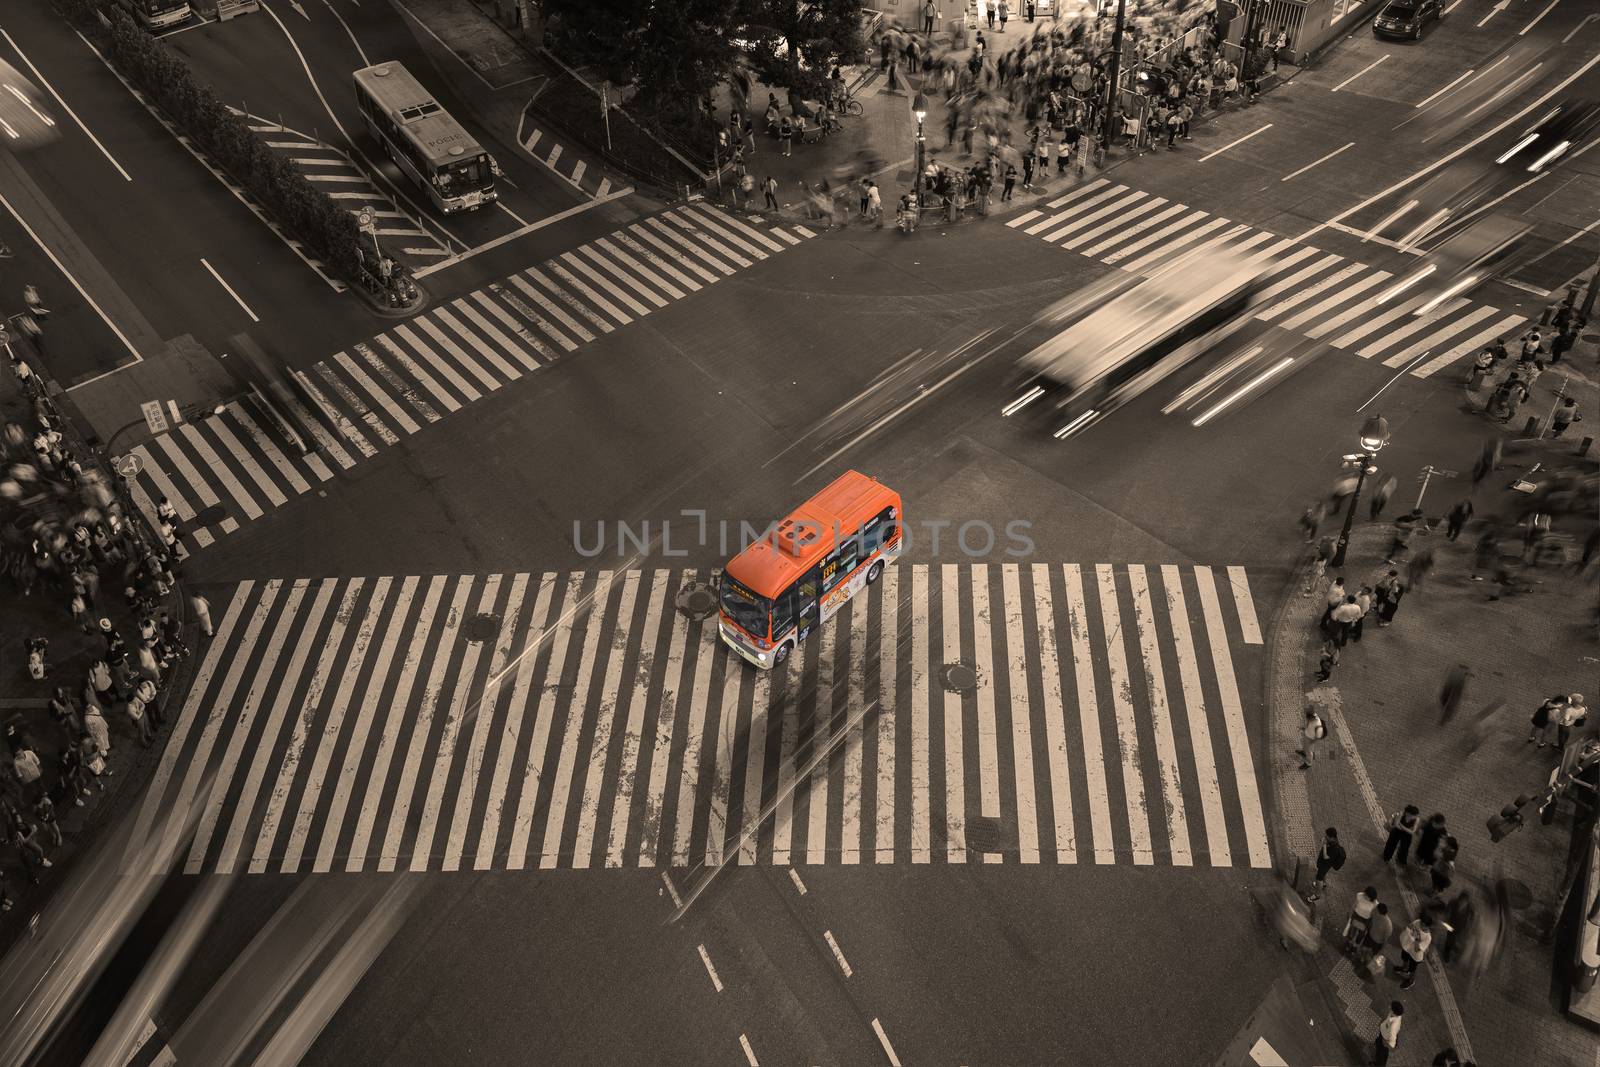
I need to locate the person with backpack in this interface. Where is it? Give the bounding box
[1298,705,1328,769]
[1308,827,1345,900]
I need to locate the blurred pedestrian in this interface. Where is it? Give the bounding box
[1549,397,1581,437]
[1406,546,1436,594]
[1366,902,1394,964]
[1429,836,1458,899]
[1374,1002,1403,1066]
[1445,498,1473,541]
[126,686,154,746]
[1465,699,1504,754]
[1302,543,1328,597]
[191,592,214,638]
[998,0,1008,31]
[13,820,52,882]
[1416,812,1448,866]
[1395,916,1433,989]
[1432,1047,1463,1067]
[1321,576,1347,622]
[1438,664,1469,725]
[1299,500,1326,543]
[1308,826,1345,899]
[23,284,49,319]
[1315,638,1340,682]
[1369,473,1398,521]
[1383,510,1422,564]
[33,795,60,849]
[1443,892,1474,964]
[1383,805,1420,865]
[1351,584,1374,642]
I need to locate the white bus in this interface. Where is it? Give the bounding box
[352,62,497,214]
[117,0,192,30]
[1003,246,1272,439]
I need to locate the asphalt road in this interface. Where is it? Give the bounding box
[11,0,1599,1063]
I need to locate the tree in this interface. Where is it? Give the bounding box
[738,0,862,103]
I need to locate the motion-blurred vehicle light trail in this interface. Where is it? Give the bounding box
[1374,214,1531,313]
[1496,100,1600,172]
[0,58,59,148]
[1005,245,1272,439]
[1192,357,1296,427]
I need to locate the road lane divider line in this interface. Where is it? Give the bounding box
[660,870,683,908]
[0,28,127,180]
[1198,122,1273,162]
[1519,0,1559,35]
[1280,142,1353,182]
[1331,55,1389,93]
[739,1034,759,1066]
[823,931,853,978]
[200,257,260,322]
[871,1019,903,1067]
[1413,69,1474,110]
[414,185,636,278]
[787,868,807,895]
[696,944,724,992]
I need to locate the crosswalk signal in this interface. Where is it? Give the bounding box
[1487,795,1530,842]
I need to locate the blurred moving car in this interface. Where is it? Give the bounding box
[0,58,59,150]
[1003,245,1273,439]
[1374,213,1532,315]
[1496,100,1600,173]
[1373,0,1442,39]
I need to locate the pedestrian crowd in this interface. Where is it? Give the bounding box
[1,288,207,914]
[1472,307,1589,431]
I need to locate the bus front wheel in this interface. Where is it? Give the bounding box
[774,641,793,665]
[866,560,884,584]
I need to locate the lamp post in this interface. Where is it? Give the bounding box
[1101,0,1128,147]
[1330,414,1391,568]
[912,91,928,209]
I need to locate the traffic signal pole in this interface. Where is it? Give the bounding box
[1102,0,1128,148]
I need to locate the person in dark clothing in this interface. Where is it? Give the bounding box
[1383,805,1421,865]
[1416,813,1448,866]
[1445,498,1473,541]
[1374,570,1405,626]
[1438,665,1469,725]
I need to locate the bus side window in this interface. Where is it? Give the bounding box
[773,584,797,639]
[822,532,861,593]
[863,506,899,553]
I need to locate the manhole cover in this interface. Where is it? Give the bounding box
[939,662,977,693]
[967,815,1003,853]
[1583,333,1600,346]
[463,612,499,642]
[676,581,719,621]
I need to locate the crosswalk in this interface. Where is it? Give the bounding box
[130,562,1273,876]
[1006,179,1527,379]
[122,206,815,552]
[237,110,453,267]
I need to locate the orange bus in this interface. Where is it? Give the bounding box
[719,471,903,669]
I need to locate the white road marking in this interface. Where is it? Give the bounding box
[508,574,584,869]
[697,944,724,992]
[910,564,931,863]
[1198,123,1273,162]
[941,564,966,862]
[839,600,867,865]
[823,930,854,977]
[1414,69,1474,109]
[1097,565,1152,863]
[871,1019,903,1067]
[970,566,1002,862]
[1520,0,1559,35]
[1062,565,1114,863]
[671,619,719,866]
[1001,565,1040,863]
[0,28,128,180]
[739,1033,759,1066]
[1226,566,1263,644]
[806,621,836,865]
[1280,142,1353,182]
[541,573,614,869]
[1161,566,1231,866]
[574,574,640,868]
[659,869,683,908]
[1194,567,1271,867]
[875,568,898,862]
[1128,566,1192,866]
[1332,55,1389,93]
[788,867,807,895]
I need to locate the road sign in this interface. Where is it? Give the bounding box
[113,453,142,478]
[140,400,170,436]
[357,206,375,230]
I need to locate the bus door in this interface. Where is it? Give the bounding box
[780,566,821,645]
[818,533,863,623]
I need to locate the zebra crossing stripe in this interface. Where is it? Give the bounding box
[1381,303,1497,369]
[1129,565,1192,868]
[971,565,1002,863]
[477,573,551,871]
[910,565,932,864]
[941,565,966,863]
[1414,312,1523,378]
[611,572,671,868]
[370,334,459,414]
[1045,189,1147,244]
[227,402,312,493]
[509,573,584,870]
[583,241,673,307]
[187,581,309,875]
[875,567,898,864]
[632,222,722,284]
[543,573,614,870]
[808,618,838,866]
[1359,296,1469,359]
[1162,565,1231,867]
[574,572,642,869]
[839,596,869,865]
[1195,566,1271,868]
[443,575,527,872]
[1081,201,1186,258]
[458,293,550,370]
[639,570,694,867]
[1029,564,1075,864]
[318,576,420,874]
[1062,194,1165,252]
[1097,564,1153,865]
[153,433,241,531]
[346,575,447,872]
[206,416,290,508]
[739,668,773,866]
[1062,565,1114,864]
[1001,566,1041,863]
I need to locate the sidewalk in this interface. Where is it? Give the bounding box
[1264,400,1600,1061]
[0,331,198,955]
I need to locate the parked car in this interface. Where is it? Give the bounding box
[1373,0,1442,39]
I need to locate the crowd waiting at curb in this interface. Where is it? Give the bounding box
[0,293,207,913]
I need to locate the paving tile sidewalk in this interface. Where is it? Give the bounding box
[1266,463,1599,1064]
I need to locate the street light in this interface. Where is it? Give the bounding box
[1330,413,1391,567]
[912,91,928,210]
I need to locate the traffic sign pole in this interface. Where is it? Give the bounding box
[1414,464,1458,512]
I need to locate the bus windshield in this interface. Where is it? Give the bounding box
[436,154,490,192]
[719,575,770,639]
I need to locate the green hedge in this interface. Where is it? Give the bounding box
[58,0,362,281]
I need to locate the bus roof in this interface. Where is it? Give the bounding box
[725,471,898,597]
[353,62,484,165]
[1020,246,1268,388]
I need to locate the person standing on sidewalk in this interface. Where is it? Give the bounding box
[1558,693,1587,747]
[1549,397,1581,437]
[1308,827,1344,899]
[1395,916,1433,988]
[1528,693,1567,746]
[1343,886,1379,952]
[923,0,936,33]
[1383,805,1421,865]
[986,1,996,29]
[1298,707,1329,770]
[763,175,780,212]
[1374,570,1404,626]
[1374,1002,1403,1065]
[998,0,1009,31]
